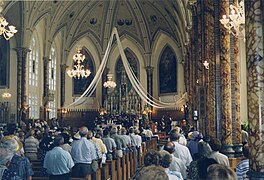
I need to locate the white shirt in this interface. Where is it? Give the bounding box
[71,137,97,164]
[169,156,187,179]
[172,142,193,166]
[134,134,142,148]
[179,135,187,146]
[143,129,153,138]
[165,168,183,180]
[209,151,230,166]
[44,147,74,175]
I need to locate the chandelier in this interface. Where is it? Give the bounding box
[67,48,91,79]
[103,73,116,88]
[220,1,245,40]
[0,0,17,40]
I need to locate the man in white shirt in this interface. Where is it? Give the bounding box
[71,126,97,178]
[44,135,74,180]
[163,141,187,179]
[209,138,230,166]
[169,129,192,167]
[143,126,153,140]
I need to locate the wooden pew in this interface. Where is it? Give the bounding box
[116,157,122,180]
[106,159,117,180]
[129,151,137,176]
[102,163,110,180]
[129,152,134,176]
[121,155,127,180]
[126,152,131,180]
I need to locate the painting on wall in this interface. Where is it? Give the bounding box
[73,48,95,96]
[0,37,10,88]
[159,46,177,94]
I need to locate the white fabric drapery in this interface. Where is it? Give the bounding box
[66,27,188,109]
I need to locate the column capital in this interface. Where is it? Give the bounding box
[13,47,31,58]
[145,66,154,74]
[43,56,51,63]
[60,64,68,70]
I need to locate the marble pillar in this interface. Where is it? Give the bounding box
[245,0,264,178]
[220,0,233,153]
[205,0,216,138]
[14,47,30,124]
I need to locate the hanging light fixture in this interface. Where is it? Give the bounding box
[103,73,116,88]
[0,0,17,40]
[220,1,245,40]
[2,92,11,98]
[1,89,11,99]
[67,48,91,79]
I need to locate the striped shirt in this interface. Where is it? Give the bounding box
[236,159,249,180]
[24,136,39,153]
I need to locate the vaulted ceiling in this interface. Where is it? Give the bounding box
[4,0,192,57]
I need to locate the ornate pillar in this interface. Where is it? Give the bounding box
[205,0,216,138]
[14,47,30,124]
[102,67,109,108]
[43,57,50,121]
[60,64,67,107]
[232,0,242,154]
[220,0,233,155]
[245,0,264,178]
[145,66,154,98]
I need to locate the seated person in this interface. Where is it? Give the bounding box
[236,144,249,179]
[207,164,237,180]
[144,150,161,166]
[159,150,183,180]
[0,137,34,179]
[132,165,169,180]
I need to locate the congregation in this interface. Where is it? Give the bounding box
[0,119,249,180]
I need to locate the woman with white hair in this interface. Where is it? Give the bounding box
[0,147,14,179]
[0,137,34,180]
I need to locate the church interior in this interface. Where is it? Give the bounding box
[0,0,263,179]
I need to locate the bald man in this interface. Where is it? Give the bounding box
[164,141,187,179]
[71,126,97,178]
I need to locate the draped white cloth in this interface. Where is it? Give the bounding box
[66,27,188,109]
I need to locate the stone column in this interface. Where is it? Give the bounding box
[43,57,50,121]
[233,0,242,152]
[145,66,154,98]
[245,0,264,178]
[14,47,30,124]
[205,0,216,138]
[60,64,67,107]
[220,0,233,154]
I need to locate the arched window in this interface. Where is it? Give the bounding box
[159,46,177,94]
[28,33,40,119]
[48,44,57,119]
[73,47,95,96]
[0,37,10,87]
